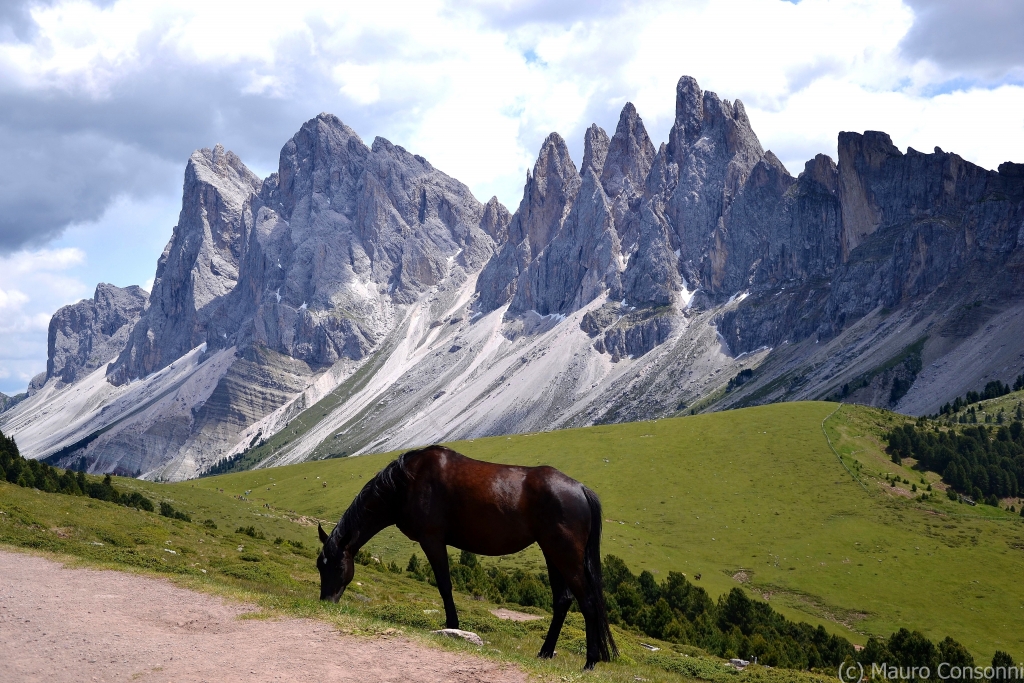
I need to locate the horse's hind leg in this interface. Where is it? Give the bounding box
[538,553,573,659]
[543,550,604,670]
[560,572,604,669]
[421,539,459,629]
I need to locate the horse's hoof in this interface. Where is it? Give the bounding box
[537,650,555,659]
[583,661,597,671]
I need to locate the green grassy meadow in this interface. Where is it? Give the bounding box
[3,401,1024,677]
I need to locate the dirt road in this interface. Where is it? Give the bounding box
[0,549,526,682]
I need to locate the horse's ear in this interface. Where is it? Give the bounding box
[318,523,329,545]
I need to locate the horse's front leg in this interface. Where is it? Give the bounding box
[421,539,459,629]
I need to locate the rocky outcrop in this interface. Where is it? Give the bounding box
[108,146,261,384]
[601,103,656,253]
[582,302,674,360]
[47,283,148,385]
[507,104,657,321]
[0,392,27,413]
[721,134,1024,355]
[209,114,497,368]
[660,76,766,294]
[476,133,580,311]
[824,135,1024,333]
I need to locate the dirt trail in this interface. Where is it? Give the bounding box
[0,549,526,682]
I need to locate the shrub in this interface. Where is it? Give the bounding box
[122,491,155,512]
[235,525,265,539]
[159,502,191,522]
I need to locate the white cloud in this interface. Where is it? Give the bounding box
[0,247,89,391]
[0,287,29,310]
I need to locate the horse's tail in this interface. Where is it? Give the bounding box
[583,486,617,661]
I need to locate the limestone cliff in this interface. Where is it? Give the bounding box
[47,283,148,386]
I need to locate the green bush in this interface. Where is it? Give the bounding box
[368,604,440,630]
[235,525,265,539]
[159,502,191,522]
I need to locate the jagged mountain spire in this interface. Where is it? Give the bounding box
[108,145,262,385]
[476,132,581,312]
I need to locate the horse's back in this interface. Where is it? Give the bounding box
[400,446,591,555]
[410,446,587,506]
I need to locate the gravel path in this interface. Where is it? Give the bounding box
[0,549,526,682]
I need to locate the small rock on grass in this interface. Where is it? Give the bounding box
[432,628,483,646]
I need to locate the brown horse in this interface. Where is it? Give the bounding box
[316,445,617,669]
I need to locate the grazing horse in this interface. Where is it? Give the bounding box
[316,445,617,669]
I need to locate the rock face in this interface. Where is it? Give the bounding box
[208,115,496,369]
[108,146,261,384]
[4,115,501,480]
[476,133,580,312]
[47,284,148,385]
[0,392,27,413]
[5,75,1024,480]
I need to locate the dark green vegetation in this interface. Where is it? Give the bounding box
[604,556,853,668]
[1,429,154,511]
[600,555,982,674]
[3,402,1024,677]
[159,501,191,521]
[859,629,975,677]
[886,421,1023,504]
[726,369,755,394]
[406,549,554,610]
[824,338,926,405]
[935,377,1024,419]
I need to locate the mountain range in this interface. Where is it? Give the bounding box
[3,75,1023,481]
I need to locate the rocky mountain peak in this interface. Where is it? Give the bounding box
[480,196,512,244]
[601,102,656,201]
[669,77,764,168]
[208,112,496,370]
[108,145,261,384]
[598,102,655,208]
[517,133,581,257]
[673,75,704,145]
[801,153,839,193]
[659,77,768,294]
[581,124,610,178]
[273,114,369,222]
[48,283,148,386]
[476,133,582,312]
[837,130,902,258]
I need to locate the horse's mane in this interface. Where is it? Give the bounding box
[333,448,422,545]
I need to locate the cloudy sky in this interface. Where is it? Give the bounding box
[0,0,1022,395]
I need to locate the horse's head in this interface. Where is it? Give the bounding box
[317,522,354,602]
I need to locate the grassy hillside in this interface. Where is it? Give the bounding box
[3,401,1023,671]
